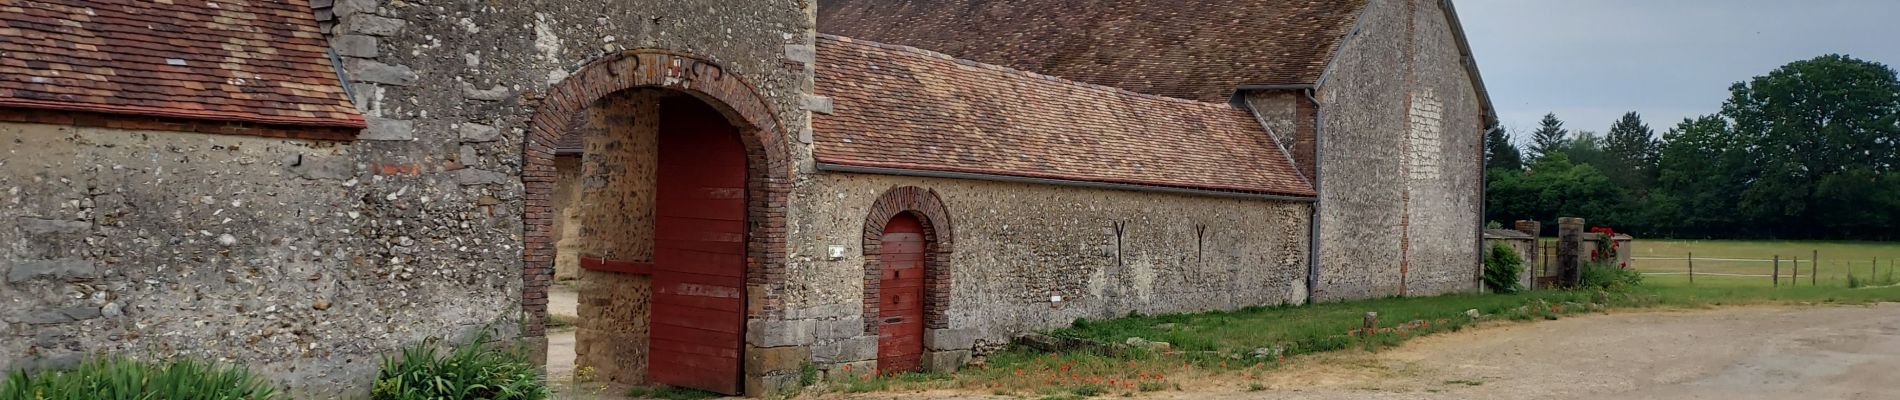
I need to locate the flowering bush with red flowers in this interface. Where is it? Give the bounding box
[1580,226,1642,290]
[1589,226,1621,267]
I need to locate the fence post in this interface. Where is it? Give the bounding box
[1688,252,1695,284]
[1793,256,1799,284]
[1813,250,1819,286]
[1773,255,1780,288]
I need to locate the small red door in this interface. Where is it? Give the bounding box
[877,214,927,373]
[649,98,747,394]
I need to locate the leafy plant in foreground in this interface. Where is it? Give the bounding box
[0,356,277,400]
[372,330,546,400]
[1484,243,1526,293]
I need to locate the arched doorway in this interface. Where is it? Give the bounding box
[521,50,792,396]
[875,213,927,373]
[859,186,956,374]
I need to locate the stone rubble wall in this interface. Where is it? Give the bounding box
[0,122,520,397]
[781,172,1312,375]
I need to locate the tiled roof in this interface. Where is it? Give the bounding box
[812,35,1315,197]
[818,0,1368,103]
[0,0,364,129]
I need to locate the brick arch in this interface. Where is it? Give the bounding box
[519,49,792,341]
[861,186,955,335]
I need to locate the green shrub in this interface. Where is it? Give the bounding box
[372,331,546,400]
[1483,244,1526,293]
[1,356,278,400]
[1580,263,1643,291]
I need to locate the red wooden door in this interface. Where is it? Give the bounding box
[649,98,747,394]
[877,214,927,373]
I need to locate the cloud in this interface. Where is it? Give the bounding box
[1459,0,1900,134]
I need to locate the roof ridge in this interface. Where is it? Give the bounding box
[818,33,1241,110]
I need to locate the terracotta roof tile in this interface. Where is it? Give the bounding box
[813,35,1314,197]
[0,0,364,129]
[818,0,1368,102]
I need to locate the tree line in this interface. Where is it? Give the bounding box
[1485,54,1900,239]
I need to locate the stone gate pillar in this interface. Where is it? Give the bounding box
[1513,220,1541,238]
[1514,220,1542,287]
[1558,218,1585,288]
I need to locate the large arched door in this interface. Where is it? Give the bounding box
[876,213,928,373]
[650,96,747,394]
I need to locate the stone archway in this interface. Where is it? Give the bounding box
[859,186,959,372]
[518,50,792,393]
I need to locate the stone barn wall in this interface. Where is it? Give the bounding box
[1313,0,1484,301]
[782,172,1312,373]
[0,121,522,397]
[1401,0,1486,296]
[3,0,817,396]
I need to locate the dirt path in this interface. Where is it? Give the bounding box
[547,284,581,393]
[852,303,1900,400]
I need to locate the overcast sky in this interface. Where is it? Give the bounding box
[1455,0,1900,140]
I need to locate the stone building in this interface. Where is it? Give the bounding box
[0,0,1491,397]
[820,0,1499,301]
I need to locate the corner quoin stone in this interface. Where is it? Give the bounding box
[348,14,407,36]
[835,336,877,362]
[6,260,98,283]
[743,345,809,375]
[16,218,87,235]
[924,328,975,351]
[923,350,972,373]
[360,117,414,141]
[458,122,500,142]
[19,306,104,324]
[331,34,378,58]
[346,59,418,86]
[746,319,814,348]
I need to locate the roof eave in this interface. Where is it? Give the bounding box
[1439,0,1501,127]
[0,98,368,130]
[814,160,1318,202]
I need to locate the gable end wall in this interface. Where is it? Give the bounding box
[1313,0,1484,301]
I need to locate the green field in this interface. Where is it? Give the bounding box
[1627,239,1900,288]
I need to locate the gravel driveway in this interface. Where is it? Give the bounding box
[842,303,1900,400]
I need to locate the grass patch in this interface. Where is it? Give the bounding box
[546,314,577,329]
[1068,383,1108,397]
[1627,239,1900,287]
[835,272,1900,396]
[1052,291,1603,357]
[1139,381,1171,392]
[1,357,278,400]
[624,386,720,399]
